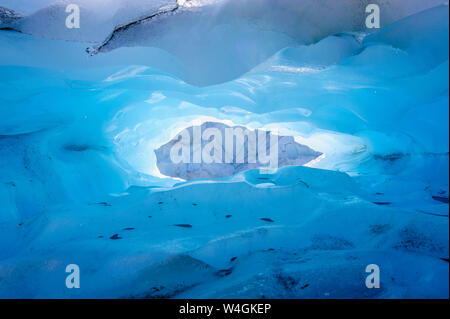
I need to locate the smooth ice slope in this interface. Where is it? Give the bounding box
[0,166,448,298]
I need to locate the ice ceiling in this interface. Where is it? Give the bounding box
[0,0,448,298]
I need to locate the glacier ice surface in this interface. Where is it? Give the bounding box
[0,1,448,298]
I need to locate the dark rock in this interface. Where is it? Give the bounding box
[92,202,111,207]
[216,268,233,277]
[174,224,193,228]
[110,234,122,240]
[300,283,310,290]
[260,218,275,222]
[373,202,391,206]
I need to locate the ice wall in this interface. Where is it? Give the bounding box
[0,1,448,298]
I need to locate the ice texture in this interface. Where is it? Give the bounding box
[0,6,21,28]
[0,0,447,85]
[0,1,448,298]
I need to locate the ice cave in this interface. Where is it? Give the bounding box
[0,0,448,299]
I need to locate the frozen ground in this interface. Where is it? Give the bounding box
[0,1,448,298]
